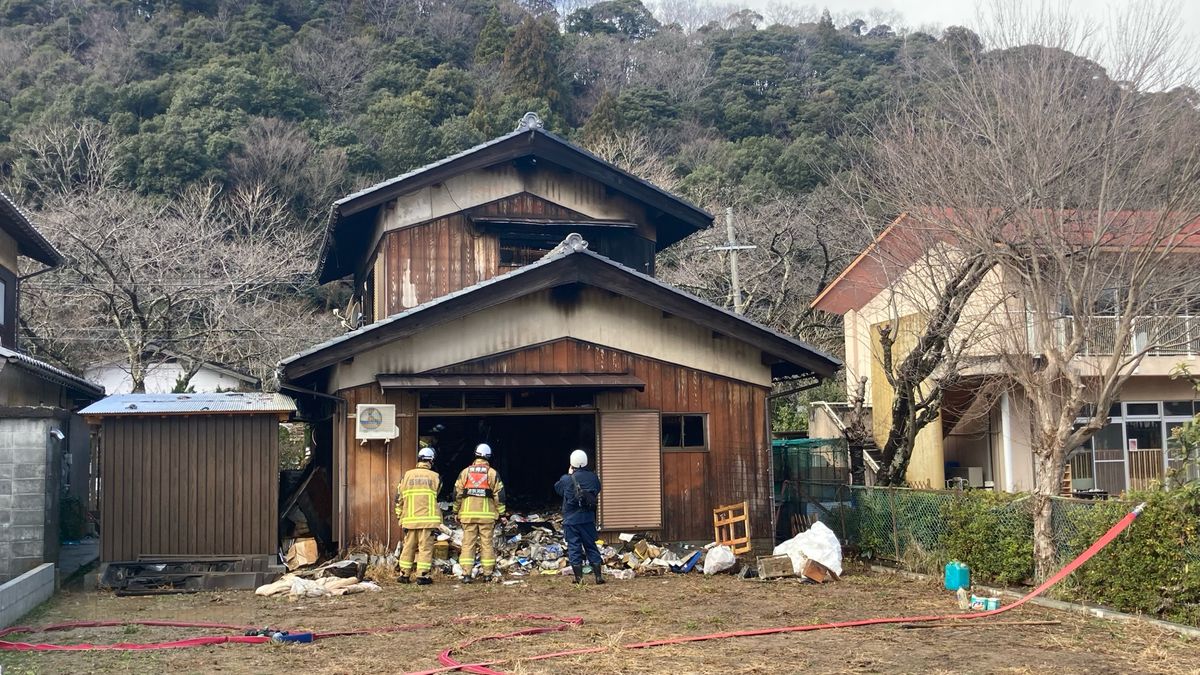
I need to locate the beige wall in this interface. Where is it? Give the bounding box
[369,164,655,260]
[327,286,772,392]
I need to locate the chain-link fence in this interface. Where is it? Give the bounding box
[772,438,850,541]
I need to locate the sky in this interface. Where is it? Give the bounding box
[735,0,1200,80]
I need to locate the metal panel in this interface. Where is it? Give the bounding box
[598,411,662,530]
[99,415,280,561]
[82,393,296,416]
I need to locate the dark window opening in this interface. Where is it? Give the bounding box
[1125,402,1160,417]
[465,391,506,409]
[552,390,594,409]
[1164,400,1198,416]
[511,390,553,408]
[419,391,464,410]
[662,414,707,450]
[499,238,555,269]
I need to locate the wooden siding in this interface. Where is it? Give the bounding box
[98,415,279,562]
[336,338,771,546]
[367,193,655,317]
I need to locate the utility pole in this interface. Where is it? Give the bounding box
[712,206,756,314]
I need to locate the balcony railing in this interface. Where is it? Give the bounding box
[1055,315,1200,357]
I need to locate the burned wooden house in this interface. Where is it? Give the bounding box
[282,115,840,550]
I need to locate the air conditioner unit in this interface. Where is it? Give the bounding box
[356,404,398,441]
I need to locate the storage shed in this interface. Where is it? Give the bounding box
[80,392,295,562]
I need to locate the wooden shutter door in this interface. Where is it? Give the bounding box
[598,411,662,530]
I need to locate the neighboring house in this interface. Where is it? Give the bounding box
[281,114,841,550]
[85,349,259,394]
[0,191,103,582]
[811,212,1200,495]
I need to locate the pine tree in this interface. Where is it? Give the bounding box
[581,90,620,143]
[501,16,562,106]
[474,10,509,67]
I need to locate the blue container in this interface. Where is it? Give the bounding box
[944,561,970,591]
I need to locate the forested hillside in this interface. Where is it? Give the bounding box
[0,0,991,388]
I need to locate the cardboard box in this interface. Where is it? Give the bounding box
[285,537,319,570]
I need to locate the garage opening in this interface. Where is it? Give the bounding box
[417,412,596,511]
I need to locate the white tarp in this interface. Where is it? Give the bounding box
[772,521,843,578]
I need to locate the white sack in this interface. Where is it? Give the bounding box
[702,545,736,575]
[772,521,843,577]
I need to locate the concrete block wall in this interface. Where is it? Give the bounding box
[0,563,55,628]
[0,418,56,582]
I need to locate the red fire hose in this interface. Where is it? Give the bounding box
[415,502,1146,674]
[0,503,1145,674]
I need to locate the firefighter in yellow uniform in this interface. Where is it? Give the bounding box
[454,443,506,583]
[395,446,442,585]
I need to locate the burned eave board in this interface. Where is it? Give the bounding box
[282,247,841,383]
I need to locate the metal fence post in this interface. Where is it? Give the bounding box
[889,487,901,563]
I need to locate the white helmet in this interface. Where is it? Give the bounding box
[475,443,492,459]
[418,447,435,462]
[570,449,588,468]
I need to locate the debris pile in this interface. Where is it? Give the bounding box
[255,559,381,598]
[428,510,705,580]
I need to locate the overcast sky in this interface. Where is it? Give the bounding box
[749,0,1200,36]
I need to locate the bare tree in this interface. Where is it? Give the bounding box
[853,0,1200,577]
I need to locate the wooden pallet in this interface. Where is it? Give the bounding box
[713,501,752,555]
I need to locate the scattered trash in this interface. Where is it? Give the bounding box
[755,554,795,580]
[703,545,736,575]
[772,521,843,579]
[284,538,319,571]
[956,587,970,610]
[969,595,1001,611]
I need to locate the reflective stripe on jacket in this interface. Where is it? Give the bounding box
[454,459,506,523]
[396,462,442,529]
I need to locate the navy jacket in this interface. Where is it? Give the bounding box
[555,468,601,525]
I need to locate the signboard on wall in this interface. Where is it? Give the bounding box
[1128,439,1138,452]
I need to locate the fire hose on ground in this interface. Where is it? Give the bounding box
[0,503,1147,675]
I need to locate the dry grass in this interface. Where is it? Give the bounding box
[4,569,1198,674]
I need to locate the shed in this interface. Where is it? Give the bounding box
[80,392,296,562]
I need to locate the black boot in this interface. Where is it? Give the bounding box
[416,576,432,586]
[593,565,606,585]
[572,565,584,584]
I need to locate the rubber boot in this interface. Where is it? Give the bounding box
[593,565,606,585]
[416,576,432,586]
[572,565,584,584]
[398,573,411,584]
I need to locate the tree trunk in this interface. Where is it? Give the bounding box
[1031,447,1062,581]
[849,443,865,486]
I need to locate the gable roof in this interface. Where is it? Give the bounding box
[283,242,841,383]
[0,346,104,400]
[0,190,63,268]
[810,208,1200,315]
[317,122,713,282]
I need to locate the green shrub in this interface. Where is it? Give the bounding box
[1066,484,1200,626]
[939,491,1034,586]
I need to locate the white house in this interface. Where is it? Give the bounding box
[85,351,259,394]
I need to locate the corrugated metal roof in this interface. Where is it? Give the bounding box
[377,374,645,390]
[0,346,103,398]
[80,392,297,416]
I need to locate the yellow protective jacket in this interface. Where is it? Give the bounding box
[454,459,506,524]
[395,461,442,529]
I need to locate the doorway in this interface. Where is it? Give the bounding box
[417,413,596,511]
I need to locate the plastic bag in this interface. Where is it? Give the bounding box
[702,545,736,575]
[772,521,843,577]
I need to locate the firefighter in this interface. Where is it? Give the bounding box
[453,443,506,583]
[395,446,442,585]
[555,449,604,584]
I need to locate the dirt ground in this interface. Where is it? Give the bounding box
[2,566,1197,675]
